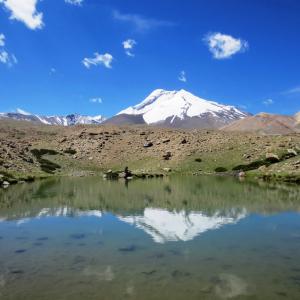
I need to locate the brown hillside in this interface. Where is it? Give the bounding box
[222,113,298,135]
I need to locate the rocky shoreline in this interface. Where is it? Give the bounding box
[0,120,299,188]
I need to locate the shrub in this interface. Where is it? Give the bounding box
[214,167,228,173]
[30,148,60,174]
[64,149,77,155]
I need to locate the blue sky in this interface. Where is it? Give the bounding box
[0,0,299,117]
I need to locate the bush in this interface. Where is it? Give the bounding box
[30,148,61,174]
[31,148,59,158]
[64,148,77,155]
[214,167,228,173]
[232,159,272,172]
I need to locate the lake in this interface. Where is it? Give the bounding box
[0,176,300,299]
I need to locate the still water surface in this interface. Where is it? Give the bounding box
[0,176,300,299]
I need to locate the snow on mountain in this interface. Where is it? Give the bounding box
[0,109,106,126]
[118,208,246,243]
[117,89,248,128]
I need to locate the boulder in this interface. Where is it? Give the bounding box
[181,138,187,144]
[238,171,246,178]
[143,142,153,148]
[280,149,298,160]
[287,149,298,156]
[163,152,172,160]
[103,169,119,180]
[163,167,171,172]
[265,153,280,163]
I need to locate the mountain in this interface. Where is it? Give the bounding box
[105,89,249,129]
[0,109,106,126]
[295,112,300,125]
[222,113,299,135]
[102,114,146,126]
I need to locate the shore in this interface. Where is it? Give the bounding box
[0,119,299,187]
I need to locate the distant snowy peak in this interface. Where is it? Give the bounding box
[118,89,248,126]
[0,110,106,126]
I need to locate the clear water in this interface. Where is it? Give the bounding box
[0,176,300,300]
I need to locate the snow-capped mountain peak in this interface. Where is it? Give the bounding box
[0,109,106,126]
[117,89,248,127]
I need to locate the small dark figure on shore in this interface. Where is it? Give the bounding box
[124,167,132,179]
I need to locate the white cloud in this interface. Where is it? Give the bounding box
[0,0,43,30]
[82,52,113,69]
[0,51,17,66]
[178,70,187,82]
[204,32,248,59]
[90,97,102,104]
[284,86,300,95]
[0,33,5,47]
[113,10,174,32]
[65,0,83,6]
[263,98,274,105]
[122,39,136,57]
[0,33,17,67]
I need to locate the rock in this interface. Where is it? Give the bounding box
[162,139,170,143]
[181,138,187,144]
[143,142,153,148]
[2,181,10,187]
[287,149,298,156]
[163,167,171,172]
[163,152,172,160]
[88,156,93,160]
[118,172,126,178]
[103,170,119,180]
[59,137,67,143]
[280,149,298,160]
[265,153,280,163]
[238,171,246,178]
